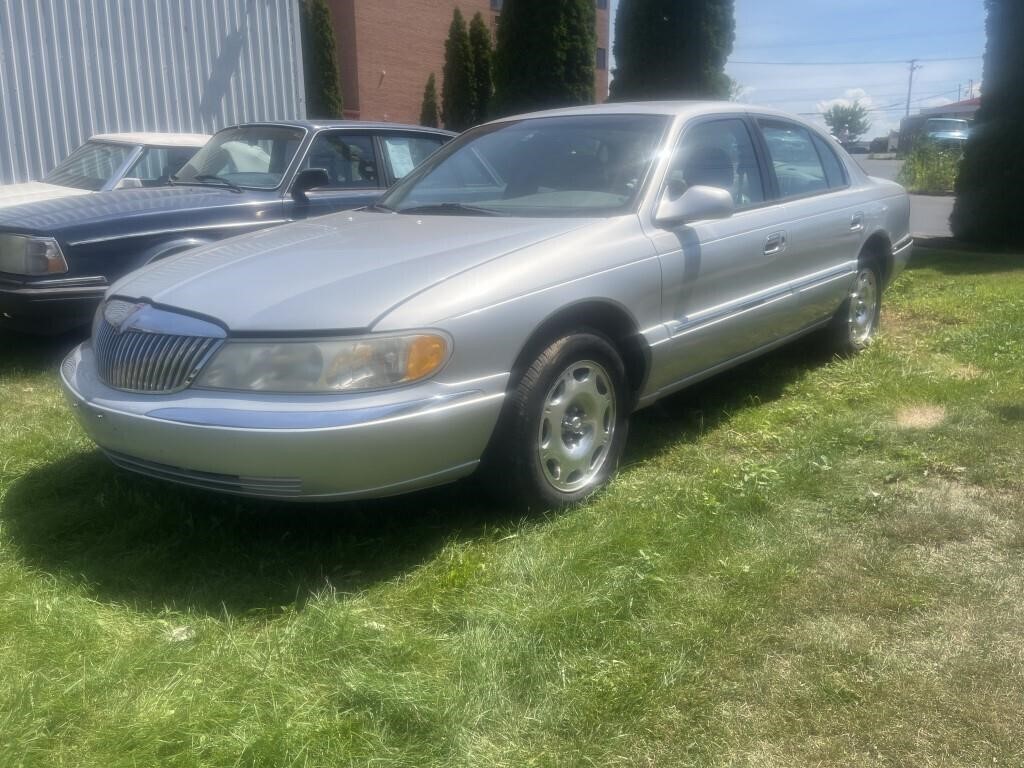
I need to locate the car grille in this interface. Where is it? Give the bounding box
[94,316,222,394]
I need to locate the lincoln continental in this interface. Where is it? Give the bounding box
[60,102,912,507]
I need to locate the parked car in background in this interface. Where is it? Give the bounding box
[0,133,209,210]
[923,118,971,148]
[0,121,454,332]
[61,103,912,507]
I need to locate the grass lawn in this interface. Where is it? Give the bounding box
[1,246,1023,767]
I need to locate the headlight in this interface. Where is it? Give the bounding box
[193,333,450,393]
[0,234,68,275]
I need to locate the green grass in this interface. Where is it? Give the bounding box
[2,246,1023,767]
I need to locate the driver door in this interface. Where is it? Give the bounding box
[645,116,797,391]
[287,131,385,219]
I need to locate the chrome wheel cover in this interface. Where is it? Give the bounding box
[848,268,879,345]
[537,359,616,494]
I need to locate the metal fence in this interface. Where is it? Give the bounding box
[0,0,306,184]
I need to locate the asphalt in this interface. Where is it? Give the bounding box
[854,156,953,239]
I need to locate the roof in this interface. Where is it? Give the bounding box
[488,100,797,123]
[221,120,456,136]
[90,132,210,147]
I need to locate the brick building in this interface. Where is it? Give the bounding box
[325,0,611,124]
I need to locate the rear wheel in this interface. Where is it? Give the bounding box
[829,261,881,354]
[485,332,630,509]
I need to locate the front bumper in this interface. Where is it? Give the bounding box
[60,343,508,501]
[0,276,107,332]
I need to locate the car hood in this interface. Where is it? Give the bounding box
[0,185,247,234]
[110,211,590,332]
[0,182,90,210]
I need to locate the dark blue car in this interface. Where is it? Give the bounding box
[0,120,453,332]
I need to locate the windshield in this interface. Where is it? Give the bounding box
[379,114,669,217]
[926,119,968,133]
[43,141,135,191]
[174,126,305,189]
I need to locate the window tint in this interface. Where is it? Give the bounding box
[668,118,765,207]
[126,146,198,186]
[811,134,848,189]
[382,135,445,180]
[303,132,379,188]
[759,121,828,198]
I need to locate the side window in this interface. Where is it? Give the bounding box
[382,135,446,180]
[759,121,828,198]
[303,132,380,188]
[668,118,765,207]
[811,134,848,189]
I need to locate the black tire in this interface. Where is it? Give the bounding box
[828,260,882,354]
[483,331,630,509]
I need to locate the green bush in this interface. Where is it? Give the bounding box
[897,142,962,195]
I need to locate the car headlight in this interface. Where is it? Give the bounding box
[0,234,68,275]
[193,333,450,393]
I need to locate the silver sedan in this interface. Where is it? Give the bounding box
[60,102,912,507]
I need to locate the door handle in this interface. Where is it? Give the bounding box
[764,231,786,255]
[850,213,865,232]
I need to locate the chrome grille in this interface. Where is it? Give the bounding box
[93,301,225,394]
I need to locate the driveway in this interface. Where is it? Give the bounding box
[856,157,902,182]
[854,157,953,239]
[909,195,954,239]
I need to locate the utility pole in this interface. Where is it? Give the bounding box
[905,59,922,117]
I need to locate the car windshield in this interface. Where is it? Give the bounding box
[379,114,669,217]
[926,119,968,133]
[43,141,135,191]
[174,126,305,189]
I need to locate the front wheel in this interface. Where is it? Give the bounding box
[829,262,881,354]
[484,332,630,509]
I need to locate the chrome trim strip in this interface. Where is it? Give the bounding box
[145,390,486,429]
[666,262,856,337]
[68,219,288,247]
[20,275,108,289]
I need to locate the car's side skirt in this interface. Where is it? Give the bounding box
[635,317,832,410]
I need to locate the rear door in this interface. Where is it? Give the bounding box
[377,132,450,185]
[752,118,864,328]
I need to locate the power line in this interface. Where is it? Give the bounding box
[740,30,981,51]
[730,55,982,66]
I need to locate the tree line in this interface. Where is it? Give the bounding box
[301,0,737,131]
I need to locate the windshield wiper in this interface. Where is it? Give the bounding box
[364,202,395,213]
[190,174,243,193]
[397,202,503,217]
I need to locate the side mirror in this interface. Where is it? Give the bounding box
[291,168,330,202]
[655,184,734,226]
[114,177,143,190]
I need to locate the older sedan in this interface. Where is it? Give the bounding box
[0,121,452,332]
[61,102,911,507]
[0,132,209,209]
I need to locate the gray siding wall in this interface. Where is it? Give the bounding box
[0,0,306,184]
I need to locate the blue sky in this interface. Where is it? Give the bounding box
[609,0,987,137]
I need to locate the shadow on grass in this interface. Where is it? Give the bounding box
[0,329,87,377]
[908,242,1024,275]
[1,334,832,618]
